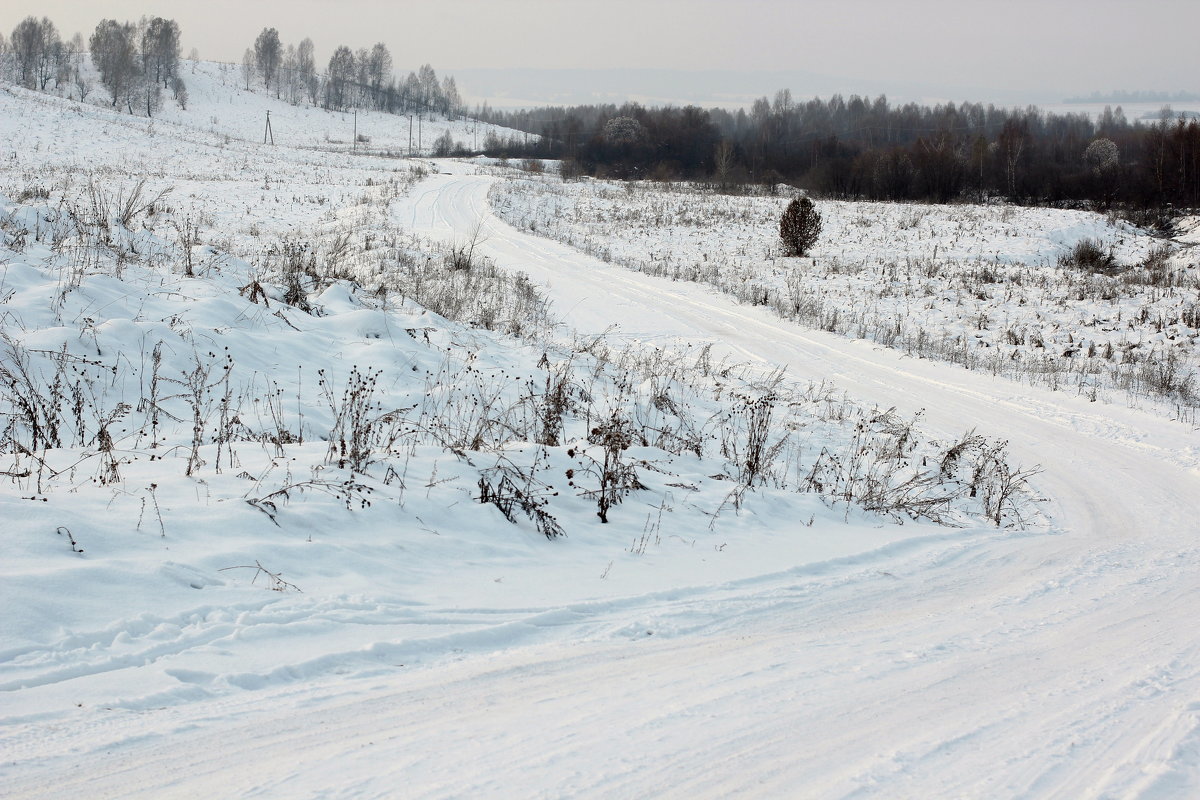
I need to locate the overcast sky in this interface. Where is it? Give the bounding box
[9,0,1199,105]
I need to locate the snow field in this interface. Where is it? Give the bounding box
[490,175,1200,420]
[0,74,1028,739]
[3,60,1200,799]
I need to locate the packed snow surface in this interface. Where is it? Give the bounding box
[1,68,1199,799]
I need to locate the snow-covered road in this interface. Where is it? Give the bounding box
[409,172,1200,796]
[7,171,1200,799]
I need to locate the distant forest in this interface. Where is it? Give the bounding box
[478,93,1200,219]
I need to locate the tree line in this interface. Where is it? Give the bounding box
[0,15,466,123]
[479,93,1200,218]
[240,27,462,118]
[1,14,185,114]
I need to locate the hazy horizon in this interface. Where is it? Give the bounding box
[7,0,1198,110]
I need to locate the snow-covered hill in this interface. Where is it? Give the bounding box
[153,60,507,155]
[45,57,511,156]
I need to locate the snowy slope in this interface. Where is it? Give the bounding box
[1,81,982,716]
[159,60,508,155]
[1,73,1200,799]
[65,58,509,156]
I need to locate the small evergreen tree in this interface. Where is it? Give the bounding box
[779,197,821,257]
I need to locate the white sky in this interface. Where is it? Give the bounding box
[7,0,1198,101]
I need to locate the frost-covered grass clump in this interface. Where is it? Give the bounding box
[491,176,1200,420]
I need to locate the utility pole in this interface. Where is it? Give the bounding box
[408,114,413,157]
[353,109,357,152]
[418,114,422,155]
[263,110,274,145]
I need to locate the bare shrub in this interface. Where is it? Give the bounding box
[219,560,302,592]
[1058,238,1116,272]
[721,388,787,486]
[0,336,65,452]
[167,353,233,477]
[800,409,1040,526]
[444,219,486,272]
[478,452,564,539]
[173,215,202,277]
[573,414,646,523]
[245,474,374,524]
[320,366,406,473]
[93,402,131,485]
[533,355,575,447]
[275,239,315,312]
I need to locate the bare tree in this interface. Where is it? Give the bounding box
[11,16,46,88]
[441,75,461,118]
[34,18,61,90]
[433,130,456,157]
[402,71,421,113]
[50,38,69,89]
[66,32,85,73]
[714,139,735,190]
[321,45,352,109]
[296,38,318,105]
[418,63,439,114]
[281,43,298,104]
[140,17,180,89]
[325,46,355,110]
[90,19,139,109]
[253,27,281,95]
[367,42,391,108]
[130,16,177,116]
[1084,137,1119,171]
[1084,137,1121,207]
[73,64,93,101]
[240,47,254,91]
[140,69,162,117]
[354,47,371,107]
[172,76,187,109]
[998,118,1028,199]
